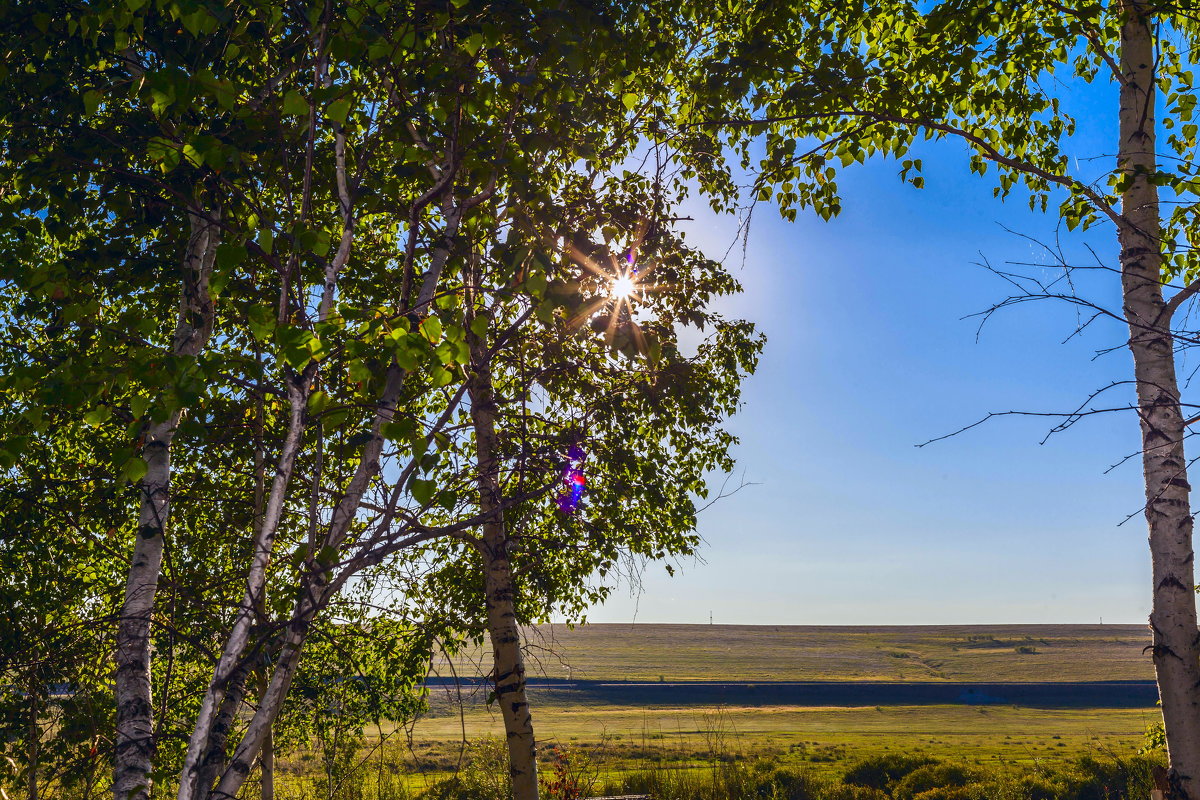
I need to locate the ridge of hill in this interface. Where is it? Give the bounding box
[432,623,1153,683]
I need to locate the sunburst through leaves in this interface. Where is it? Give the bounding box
[566,223,664,357]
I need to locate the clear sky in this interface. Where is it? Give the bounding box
[579,76,1166,626]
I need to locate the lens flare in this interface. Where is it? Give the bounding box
[610,274,636,299]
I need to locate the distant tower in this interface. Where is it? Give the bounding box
[709,611,713,625]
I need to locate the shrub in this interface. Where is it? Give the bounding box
[825,785,890,800]
[893,763,978,800]
[423,739,512,800]
[1065,754,1161,800]
[910,788,974,800]
[843,754,938,792]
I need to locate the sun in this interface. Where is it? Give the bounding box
[610,274,637,300]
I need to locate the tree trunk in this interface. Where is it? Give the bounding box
[178,378,310,800]
[206,364,408,800]
[198,194,457,800]
[1118,4,1200,797]
[466,301,538,800]
[260,727,275,800]
[191,656,252,797]
[480,506,538,800]
[211,579,323,800]
[27,670,38,800]
[114,209,220,800]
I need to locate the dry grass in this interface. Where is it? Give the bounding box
[433,623,1153,683]
[410,624,1159,783]
[391,702,1158,779]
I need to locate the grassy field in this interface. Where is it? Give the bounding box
[433,623,1154,683]
[382,624,1163,786]
[375,702,1158,794]
[272,625,1163,798]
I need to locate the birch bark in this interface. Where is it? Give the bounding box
[180,85,353,797]
[177,381,310,800]
[204,193,467,799]
[1118,4,1200,796]
[113,209,220,800]
[465,281,538,800]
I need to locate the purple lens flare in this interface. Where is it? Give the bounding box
[556,445,587,514]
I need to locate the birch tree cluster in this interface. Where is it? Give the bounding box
[0,0,759,798]
[13,1,1200,800]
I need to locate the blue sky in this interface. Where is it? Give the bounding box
[580,76,1168,625]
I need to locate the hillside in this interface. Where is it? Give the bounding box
[431,623,1154,683]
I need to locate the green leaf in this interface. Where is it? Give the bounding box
[525,270,547,298]
[621,92,638,111]
[307,390,331,414]
[84,406,112,427]
[460,33,485,57]
[348,359,372,383]
[393,340,421,371]
[247,305,275,342]
[276,325,317,369]
[316,545,338,567]
[283,89,308,116]
[419,316,442,342]
[411,478,437,506]
[130,395,150,420]
[123,457,149,483]
[216,242,247,271]
[326,98,352,123]
[434,341,456,365]
[181,143,204,168]
[382,418,417,441]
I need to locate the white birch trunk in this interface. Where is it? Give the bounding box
[178,380,310,800]
[206,365,406,800]
[211,570,326,800]
[202,198,464,799]
[114,209,220,800]
[1118,5,1200,796]
[465,286,538,800]
[191,656,252,797]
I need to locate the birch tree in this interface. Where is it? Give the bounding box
[437,172,759,796]
[1,3,757,800]
[728,0,1200,793]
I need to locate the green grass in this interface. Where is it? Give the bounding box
[413,624,1160,786]
[393,703,1158,780]
[434,623,1154,683]
[275,625,1162,798]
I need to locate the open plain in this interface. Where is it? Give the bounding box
[393,623,1161,782]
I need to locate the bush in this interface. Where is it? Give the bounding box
[824,783,890,800]
[893,763,978,800]
[843,754,938,792]
[1065,754,1161,800]
[740,765,823,800]
[606,761,822,800]
[910,788,975,800]
[423,739,512,800]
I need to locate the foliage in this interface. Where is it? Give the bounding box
[539,745,600,800]
[891,763,978,800]
[424,740,513,800]
[599,753,1165,800]
[0,0,763,795]
[843,754,939,793]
